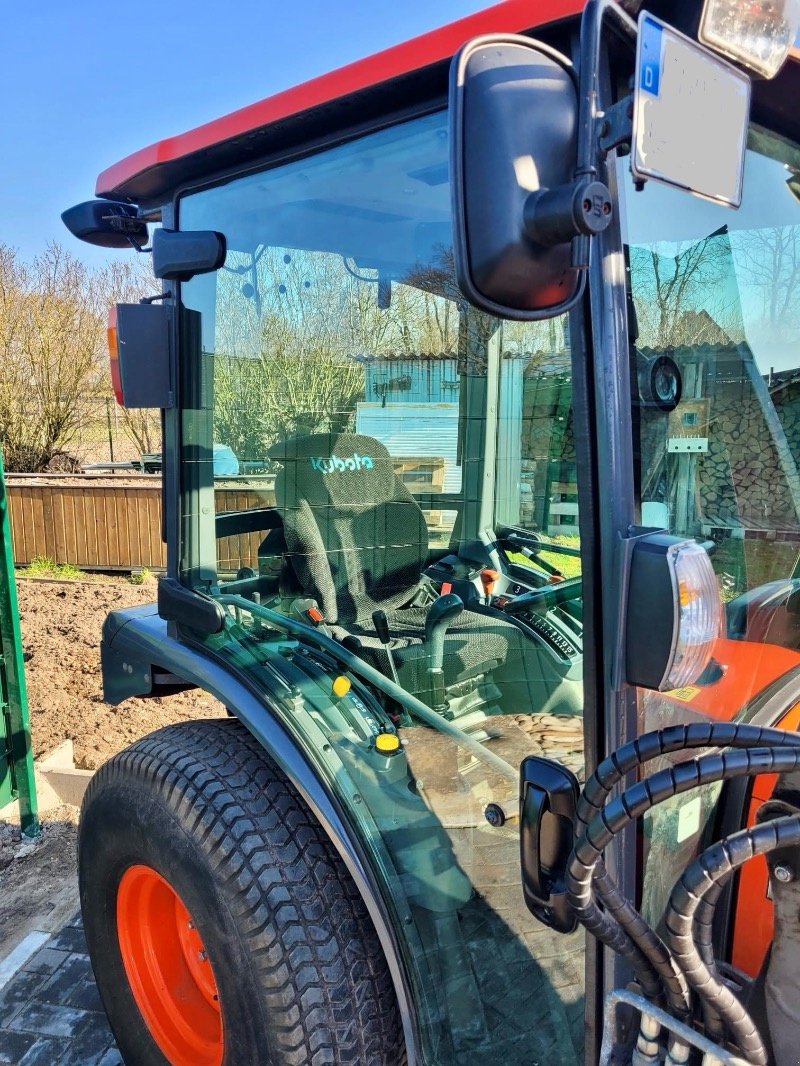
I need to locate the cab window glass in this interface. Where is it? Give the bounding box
[179,111,588,1065]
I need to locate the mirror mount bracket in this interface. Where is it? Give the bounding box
[597,95,635,155]
[523,179,612,248]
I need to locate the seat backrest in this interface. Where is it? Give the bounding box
[269,433,428,624]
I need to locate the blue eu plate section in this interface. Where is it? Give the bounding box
[639,14,663,96]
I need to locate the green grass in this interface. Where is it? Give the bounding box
[508,534,582,581]
[21,555,83,580]
[127,567,154,586]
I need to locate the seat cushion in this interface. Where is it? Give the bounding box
[343,606,535,710]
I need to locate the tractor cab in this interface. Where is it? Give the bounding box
[63,1,800,1064]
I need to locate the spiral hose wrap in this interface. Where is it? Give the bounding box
[564,723,800,1060]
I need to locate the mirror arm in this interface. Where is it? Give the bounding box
[572,0,638,266]
[576,0,638,179]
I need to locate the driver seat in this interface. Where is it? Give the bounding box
[268,432,534,707]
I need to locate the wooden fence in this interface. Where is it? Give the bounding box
[6,474,278,571]
[6,458,444,571]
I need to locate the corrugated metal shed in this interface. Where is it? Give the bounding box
[356,402,461,492]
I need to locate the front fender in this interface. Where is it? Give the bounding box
[101,603,419,1064]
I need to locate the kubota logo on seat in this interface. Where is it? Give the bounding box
[308,453,375,474]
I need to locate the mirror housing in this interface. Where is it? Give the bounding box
[152,228,226,281]
[61,200,148,249]
[450,35,610,321]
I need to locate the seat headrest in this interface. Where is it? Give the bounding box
[269,433,400,507]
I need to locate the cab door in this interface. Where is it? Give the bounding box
[619,116,800,979]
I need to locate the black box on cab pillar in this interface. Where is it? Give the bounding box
[116,302,174,409]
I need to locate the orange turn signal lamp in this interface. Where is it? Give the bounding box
[107,306,123,406]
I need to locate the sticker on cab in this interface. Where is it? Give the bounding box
[665,685,701,702]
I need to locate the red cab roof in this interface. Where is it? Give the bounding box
[97,0,583,200]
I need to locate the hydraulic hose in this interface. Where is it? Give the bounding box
[573,725,800,1014]
[691,877,728,1042]
[567,746,800,1023]
[664,815,800,1065]
[578,723,800,829]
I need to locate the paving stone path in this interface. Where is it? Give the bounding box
[0,915,120,1065]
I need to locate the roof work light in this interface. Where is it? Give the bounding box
[699,0,800,78]
[626,533,722,691]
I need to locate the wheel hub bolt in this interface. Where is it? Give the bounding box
[774,864,794,883]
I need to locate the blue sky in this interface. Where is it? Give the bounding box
[0,1,487,269]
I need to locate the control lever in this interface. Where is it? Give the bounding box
[509,540,564,582]
[424,593,464,712]
[371,609,400,686]
[479,568,499,599]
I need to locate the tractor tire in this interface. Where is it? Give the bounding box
[78,718,405,1066]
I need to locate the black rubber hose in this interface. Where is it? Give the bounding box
[664,815,800,1065]
[578,723,800,830]
[576,726,800,1014]
[692,878,728,1041]
[568,747,800,1021]
[584,861,685,1006]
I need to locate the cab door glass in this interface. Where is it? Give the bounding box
[179,111,587,1065]
[620,127,800,951]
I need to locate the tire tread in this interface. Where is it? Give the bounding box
[83,719,404,1066]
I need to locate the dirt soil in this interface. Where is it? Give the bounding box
[19,576,223,769]
[1,576,224,957]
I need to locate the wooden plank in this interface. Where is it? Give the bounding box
[6,488,23,563]
[104,489,119,568]
[40,488,54,560]
[87,489,102,568]
[75,489,89,567]
[31,488,46,560]
[127,488,142,566]
[52,490,67,563]
[62,491,78,564]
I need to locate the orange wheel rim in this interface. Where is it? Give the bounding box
[117,864,224,1066]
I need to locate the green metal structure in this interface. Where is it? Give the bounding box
[0,450,38,837]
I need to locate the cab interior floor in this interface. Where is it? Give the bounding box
[453,824,585,1065]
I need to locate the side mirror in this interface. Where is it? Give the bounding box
[450,35,611,320]
[61,200,148,250]
[152,228,226,281]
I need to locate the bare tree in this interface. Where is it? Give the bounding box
[96,257,162,457]
[0,243,108,471]
[630,229,744,350]
[735,226,800,353]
